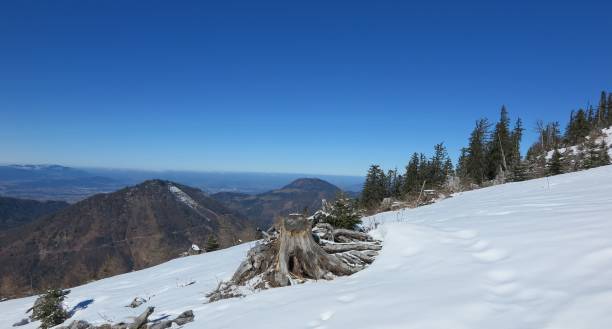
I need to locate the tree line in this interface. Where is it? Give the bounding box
[359,91,611,210]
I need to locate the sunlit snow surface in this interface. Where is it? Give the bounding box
[2,166,612,329]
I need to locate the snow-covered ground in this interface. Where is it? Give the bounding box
[3,166,612,329]
[546,125,612,159]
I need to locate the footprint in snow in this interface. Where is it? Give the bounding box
[467,240,491,252]
[472,248,509,262]
[487,282,521,297]
[400,246,422,257]
[336,294,357,303]
[320,311,335,321]
[450,229,479,240]
[485,269,517,284]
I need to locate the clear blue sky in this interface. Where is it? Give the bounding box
[1,1,611,176]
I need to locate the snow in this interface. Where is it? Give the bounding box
[546,125,612,159]
[168,185,200,210]
[3,166,612,328]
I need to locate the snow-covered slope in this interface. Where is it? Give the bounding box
[546,125,612,159]
[3,166,612,329]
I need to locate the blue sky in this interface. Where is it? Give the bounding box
[1,1,611,176]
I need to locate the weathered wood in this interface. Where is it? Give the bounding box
[206,214,382,302]
[321,242,382,253]
[332,228,372,241]
[127,306,154,329]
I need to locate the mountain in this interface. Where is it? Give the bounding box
[0,197,69,230]
[3,165,612,329]
[212,178,342,227]
[86,168,365,194]
[0,180,255,299]
[0,165,125,203]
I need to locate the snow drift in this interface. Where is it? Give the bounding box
[2,166,612,329]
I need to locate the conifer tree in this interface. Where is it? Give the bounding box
[566,109,590,144]
[547,148,563,175]
[430,143,450,187]
[321,192,362,230]
[31,289,69,329]
[206,235,220,252]
[582,137,601,169]
[361,165,387,209]
[487,106,513,180]
[607,93,612,126]
[597,91,607,128]
[512,160,529,182]
[402,153,420,195]
[510,118,524,170]
[599,140,611,165]
[463,119,489,184]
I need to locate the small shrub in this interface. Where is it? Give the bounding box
[31,288,69,329]
[321,192,362,230]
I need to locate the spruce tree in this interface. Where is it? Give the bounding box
[567,109,590,144]
[512,160,529,182]
[321,192,362,230]
[607,93,612,126]
[487,106,513,180]
[402,153,420,196]
[361,165,386,209]
[206,235,220,252]
[31,289,69,329]
[582,137,601,169]
[510,118,524,170]
[464,119,489,184]
[547,148,563,175]
[430,143,450,187]
[597,91,607,128]
[599,140,611,165]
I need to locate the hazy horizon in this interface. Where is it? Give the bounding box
[2,1,611,176]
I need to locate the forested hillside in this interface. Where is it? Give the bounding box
[360,91,612,209]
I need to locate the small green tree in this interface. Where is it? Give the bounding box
[547,148,564,175]
[321,192,362,230]
[31,288,69,329]
[599,140,611,165]
[205,235,220,252]
[511,160,529,182]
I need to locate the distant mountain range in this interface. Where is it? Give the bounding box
[0,180,255,299]
[212,178,342,228]
[0,164,363,202]
[0,165,124,202]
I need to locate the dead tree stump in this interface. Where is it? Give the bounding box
[207,214,381,302]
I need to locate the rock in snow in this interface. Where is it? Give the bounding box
[2,166,612,328]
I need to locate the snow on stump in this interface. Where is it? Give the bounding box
[207,214,381,302]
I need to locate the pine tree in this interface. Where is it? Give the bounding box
[510,118,524,170]
[596,91,607,128]
[402,153,420,196]
[430,143,450,187]
[486,106,513,180]
[512,160,529,182]
[463,119,489,184]
[385,168,402,198]
[31,289,69,329]
[582,137,601,169]
[607,93,612,126]
[321,192,362,230]
[599,140,611,165]
[361,165,387,209]
[561,148,576,173]
[547,148,563,175]
[566,109,590,144]
[205,235,220,252]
